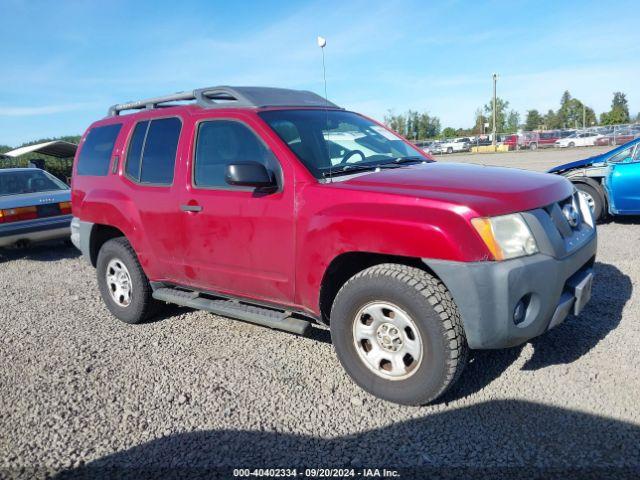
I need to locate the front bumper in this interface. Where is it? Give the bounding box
[0,215,72,247]
[425,232,597,349]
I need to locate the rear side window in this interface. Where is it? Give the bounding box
[194,120,276,188]
[77,124,122,176]
[125,117,181,185]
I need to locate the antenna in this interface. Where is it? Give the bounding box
[317,35,332,182]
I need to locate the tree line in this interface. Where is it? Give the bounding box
[384,91,638,140]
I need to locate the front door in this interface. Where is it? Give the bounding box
[178,116,296,305]
[605,143,640,214]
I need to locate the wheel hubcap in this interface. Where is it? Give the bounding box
[105,258,133,307]
[353,302,423,380]
[578,190,596,212]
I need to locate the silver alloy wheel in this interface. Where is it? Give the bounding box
[105,258,133,307]
[352,302,423,380]
[578,190,596,212]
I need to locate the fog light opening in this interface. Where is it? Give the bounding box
[513,294,531,325]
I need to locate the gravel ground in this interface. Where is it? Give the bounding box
[1,149,639,479]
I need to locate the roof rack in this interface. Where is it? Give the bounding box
[107,86,341,116]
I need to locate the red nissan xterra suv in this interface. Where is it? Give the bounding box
[71,86,596,405]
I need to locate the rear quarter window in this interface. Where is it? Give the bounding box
[76,124,122,176]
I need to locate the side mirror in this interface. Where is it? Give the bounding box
[225,162,276,189]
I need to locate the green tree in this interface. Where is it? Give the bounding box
[506,110,520,132]
[556,91,597,128]
[472,108,488,134]
[384,110,441,139]
[442,127,457,138]
[483,97,510,133]
[525,109,543,131]
[600,92,630,125]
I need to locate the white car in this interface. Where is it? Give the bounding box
[440,137,470,154]
[554,132,603,148]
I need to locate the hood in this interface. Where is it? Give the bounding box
[547,153,607,173]
[336,162,573,217]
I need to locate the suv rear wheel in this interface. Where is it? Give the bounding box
[330,264,468,405]
[96,237,160,324]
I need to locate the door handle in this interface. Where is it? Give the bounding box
[180,204,203,213]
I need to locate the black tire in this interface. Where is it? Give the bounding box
[330,264,468,405]
[529,142,538,151]
[574,182,605,222]
[569,141,575,148]
[96,237,160,324]
[446,147,453,154]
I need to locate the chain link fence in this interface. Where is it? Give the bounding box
[413,122,640,156]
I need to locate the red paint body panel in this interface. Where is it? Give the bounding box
[72,105,573,317]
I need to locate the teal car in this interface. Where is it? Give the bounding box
[548,137,640,221]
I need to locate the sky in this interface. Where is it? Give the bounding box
[1,0,639,146]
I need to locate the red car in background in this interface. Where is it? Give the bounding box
[503,131,560,150]
[595,129,640,146]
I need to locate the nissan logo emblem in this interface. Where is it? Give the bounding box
[562,204,579,228]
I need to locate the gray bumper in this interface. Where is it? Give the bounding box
[70,217,93,263]
[0,215,72,247]
[425,233,597,349]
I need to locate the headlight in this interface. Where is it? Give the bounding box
[471,213,539,260]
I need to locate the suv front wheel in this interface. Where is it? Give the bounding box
[96,237,160,324]
[330,264,468,405]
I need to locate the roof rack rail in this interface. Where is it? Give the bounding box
[107,86,341,116]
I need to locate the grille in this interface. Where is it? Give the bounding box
[544,192,583,239]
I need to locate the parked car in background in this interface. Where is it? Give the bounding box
[71,85,596,405]
[413,140,437,158]
[595,129,640,146]
[426,141,444,154]
[440,137,470,154]
[467,136,492,147]
[555,131,602,148]
[548,137,640,221]
[529,131,561,150]
[502,134,519,150]
[0,168,71,248]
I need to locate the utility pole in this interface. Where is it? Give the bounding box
[492,73,498,147]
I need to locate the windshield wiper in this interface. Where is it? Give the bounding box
[321,163,384,178]
[380,156,428,165]
[321,157,428,178]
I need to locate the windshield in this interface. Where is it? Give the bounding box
[258,109,427,178]
[0,169,68,196]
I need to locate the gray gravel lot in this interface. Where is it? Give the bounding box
[1,147,639,479]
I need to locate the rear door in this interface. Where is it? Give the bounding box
[605,143,640,214]
[177,113,296,305]
[121,116,184,279]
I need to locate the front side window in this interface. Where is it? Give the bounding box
[125,117,181,185]
[0,169,68,196]
[609,145,635,164]
[193,120,277,188]
[259,110,427,178]
[77,124,122,176]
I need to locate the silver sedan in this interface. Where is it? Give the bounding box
[0,168,72,248]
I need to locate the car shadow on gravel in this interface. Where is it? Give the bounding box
[440,261,631,403]
[49,399,640,480]
[0,241,79,263]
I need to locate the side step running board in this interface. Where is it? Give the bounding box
[152,287,311,335]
